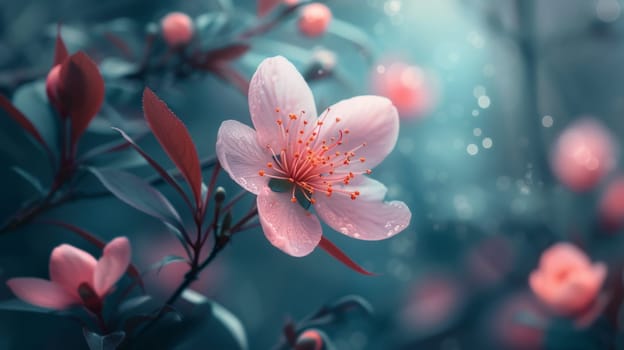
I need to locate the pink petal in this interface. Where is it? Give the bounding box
[94,237,131,297]
[318,95,399,172]
[248,56,317,150]
[314,178,411,240]
[216,120,271,195]
[540,243,590,273]
[257,186,322,257]
[49,244,97,299]
[6,278,77,310]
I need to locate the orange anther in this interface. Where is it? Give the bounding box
[258,170,265,176]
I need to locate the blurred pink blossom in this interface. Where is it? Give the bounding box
[529,242,606,316]
[399,274,464,337]
[6,237,131,311]
[298,3,332,37]
[599,177,624,231]
[371,61,439,120]
[160,12,194,48]
[216,56,411,257]
[551,119,616,192]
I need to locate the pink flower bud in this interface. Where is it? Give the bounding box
[298,3,332,37]
[46,64,62,105]
[295,329,324,350]
[529,242,606,316]
[599,177,624,231]
[161,12,194,47]
[371,61,439,120]
[551,119,616,192]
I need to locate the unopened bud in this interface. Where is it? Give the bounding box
[214,186,226,203]
[45,65,62,104]
[298,3,332,37]
[295,329,324,350]
[161,12,194,48]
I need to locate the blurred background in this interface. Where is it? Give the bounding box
[1,0,624,349]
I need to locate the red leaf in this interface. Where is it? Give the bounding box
[44,221,144,291]
[0,94,54,160]
[209,63,250,96]
[194,44,250,69]
[53,25,69,67]
[318,237,374,276]
[142,88,203,209]
[58,52,105,148]
[257,0,282,17]
[103,32,135,61]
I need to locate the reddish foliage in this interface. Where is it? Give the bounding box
[142,88,203,209]
[57,52,105,148]
[0,94,53,159]
[318,236,373,275]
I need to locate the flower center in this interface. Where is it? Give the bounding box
[258,107,372,207]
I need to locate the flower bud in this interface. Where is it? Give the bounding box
[45,64,62,105]
[161,12,194,48]
[214,186,226,203]
[371,61,439,120]
[298,3,332,37]
[529,242,606,316]
[551,118,616,192]
[295,329,324,350]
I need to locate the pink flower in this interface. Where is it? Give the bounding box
[298,3,332,37]
[529,242,606,316]
[371,61,439,119]
[216,56,411,257]
[6,237,131,311]
[551,118,616,192]
[160,12,194,48]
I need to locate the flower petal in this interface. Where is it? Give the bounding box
[318,95,399,172]
[540,243,591,273]
[216,120,271,195]
[257,186,322,257]
[314,178,411,240]
[49,244,97,298]
[248,56,317,149]
[93,237,131,297]
[6,278,77,310]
